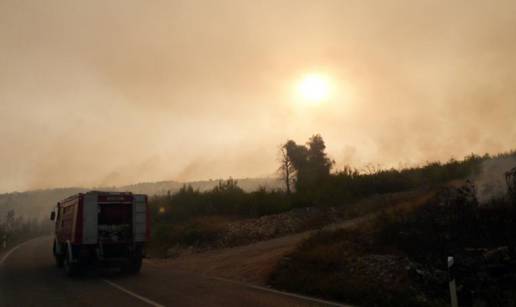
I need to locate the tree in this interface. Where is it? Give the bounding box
[284,140,308,170]
[279,143,295,194]
[280,135,333,193]
[284,140,308,191]
[306,134,333,179]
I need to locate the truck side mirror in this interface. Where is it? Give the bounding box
[50,211,55,221]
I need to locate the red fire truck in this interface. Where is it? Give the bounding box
[50,191,150,276]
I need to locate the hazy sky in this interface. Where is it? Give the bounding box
[1,0,516,192]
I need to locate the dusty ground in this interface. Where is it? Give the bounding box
[149,188,437,285]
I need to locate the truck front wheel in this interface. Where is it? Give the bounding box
[53,241,64,268]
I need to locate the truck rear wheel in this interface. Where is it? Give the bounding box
[63,253,79,277]
[124,256,142,274]
[55,255,64,268]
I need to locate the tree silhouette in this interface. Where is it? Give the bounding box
[279,143,296,194]
[306,134,333,178]
[281,135,333,193]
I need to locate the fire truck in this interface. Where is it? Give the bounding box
[50,191,150,276]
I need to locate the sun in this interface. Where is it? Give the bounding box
[296,73,331,104]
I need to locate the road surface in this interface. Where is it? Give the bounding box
[0,237,343,307]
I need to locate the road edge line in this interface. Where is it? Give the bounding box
[208,276,350,307]
[103,279,165,307]
[0,238,41,266]
[142,260,351,306]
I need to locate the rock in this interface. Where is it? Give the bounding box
[219,206,338,247]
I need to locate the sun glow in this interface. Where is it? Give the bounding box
[296,73,332,104]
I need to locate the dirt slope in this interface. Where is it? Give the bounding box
[149,188,436,285]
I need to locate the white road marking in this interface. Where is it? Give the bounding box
[143,259,349,306]
[103,279,165,307]
[209,276,349,307]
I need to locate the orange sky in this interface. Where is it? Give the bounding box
[1,0,516,192]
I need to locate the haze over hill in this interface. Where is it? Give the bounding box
[0,177,282,222]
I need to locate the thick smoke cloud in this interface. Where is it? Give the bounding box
[474,157,516,203]
[1,0,516,192]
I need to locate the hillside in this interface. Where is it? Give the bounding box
[152,188,436,284]
[0,177,282,222]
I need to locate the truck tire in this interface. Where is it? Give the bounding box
[125,256,142,274]
[53,241,64,268]
[55,255,64,268]
[63,252,79,277]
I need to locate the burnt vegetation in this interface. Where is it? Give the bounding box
[269,154,516,306]
[150,134,500,220]
[149,135,514,250]
[270,186,516,306]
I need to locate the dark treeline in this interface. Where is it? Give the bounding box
[307,153,484,206]
[150,179,290,222]
[150,134,515,226]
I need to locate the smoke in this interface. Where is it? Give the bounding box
[474,157,516,203]
[1,0,516,192]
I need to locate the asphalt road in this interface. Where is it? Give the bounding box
[0,237,343,307]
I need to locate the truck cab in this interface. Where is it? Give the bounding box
[51,191,150,276]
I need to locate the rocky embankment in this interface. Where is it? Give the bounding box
[165,206,342,257]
